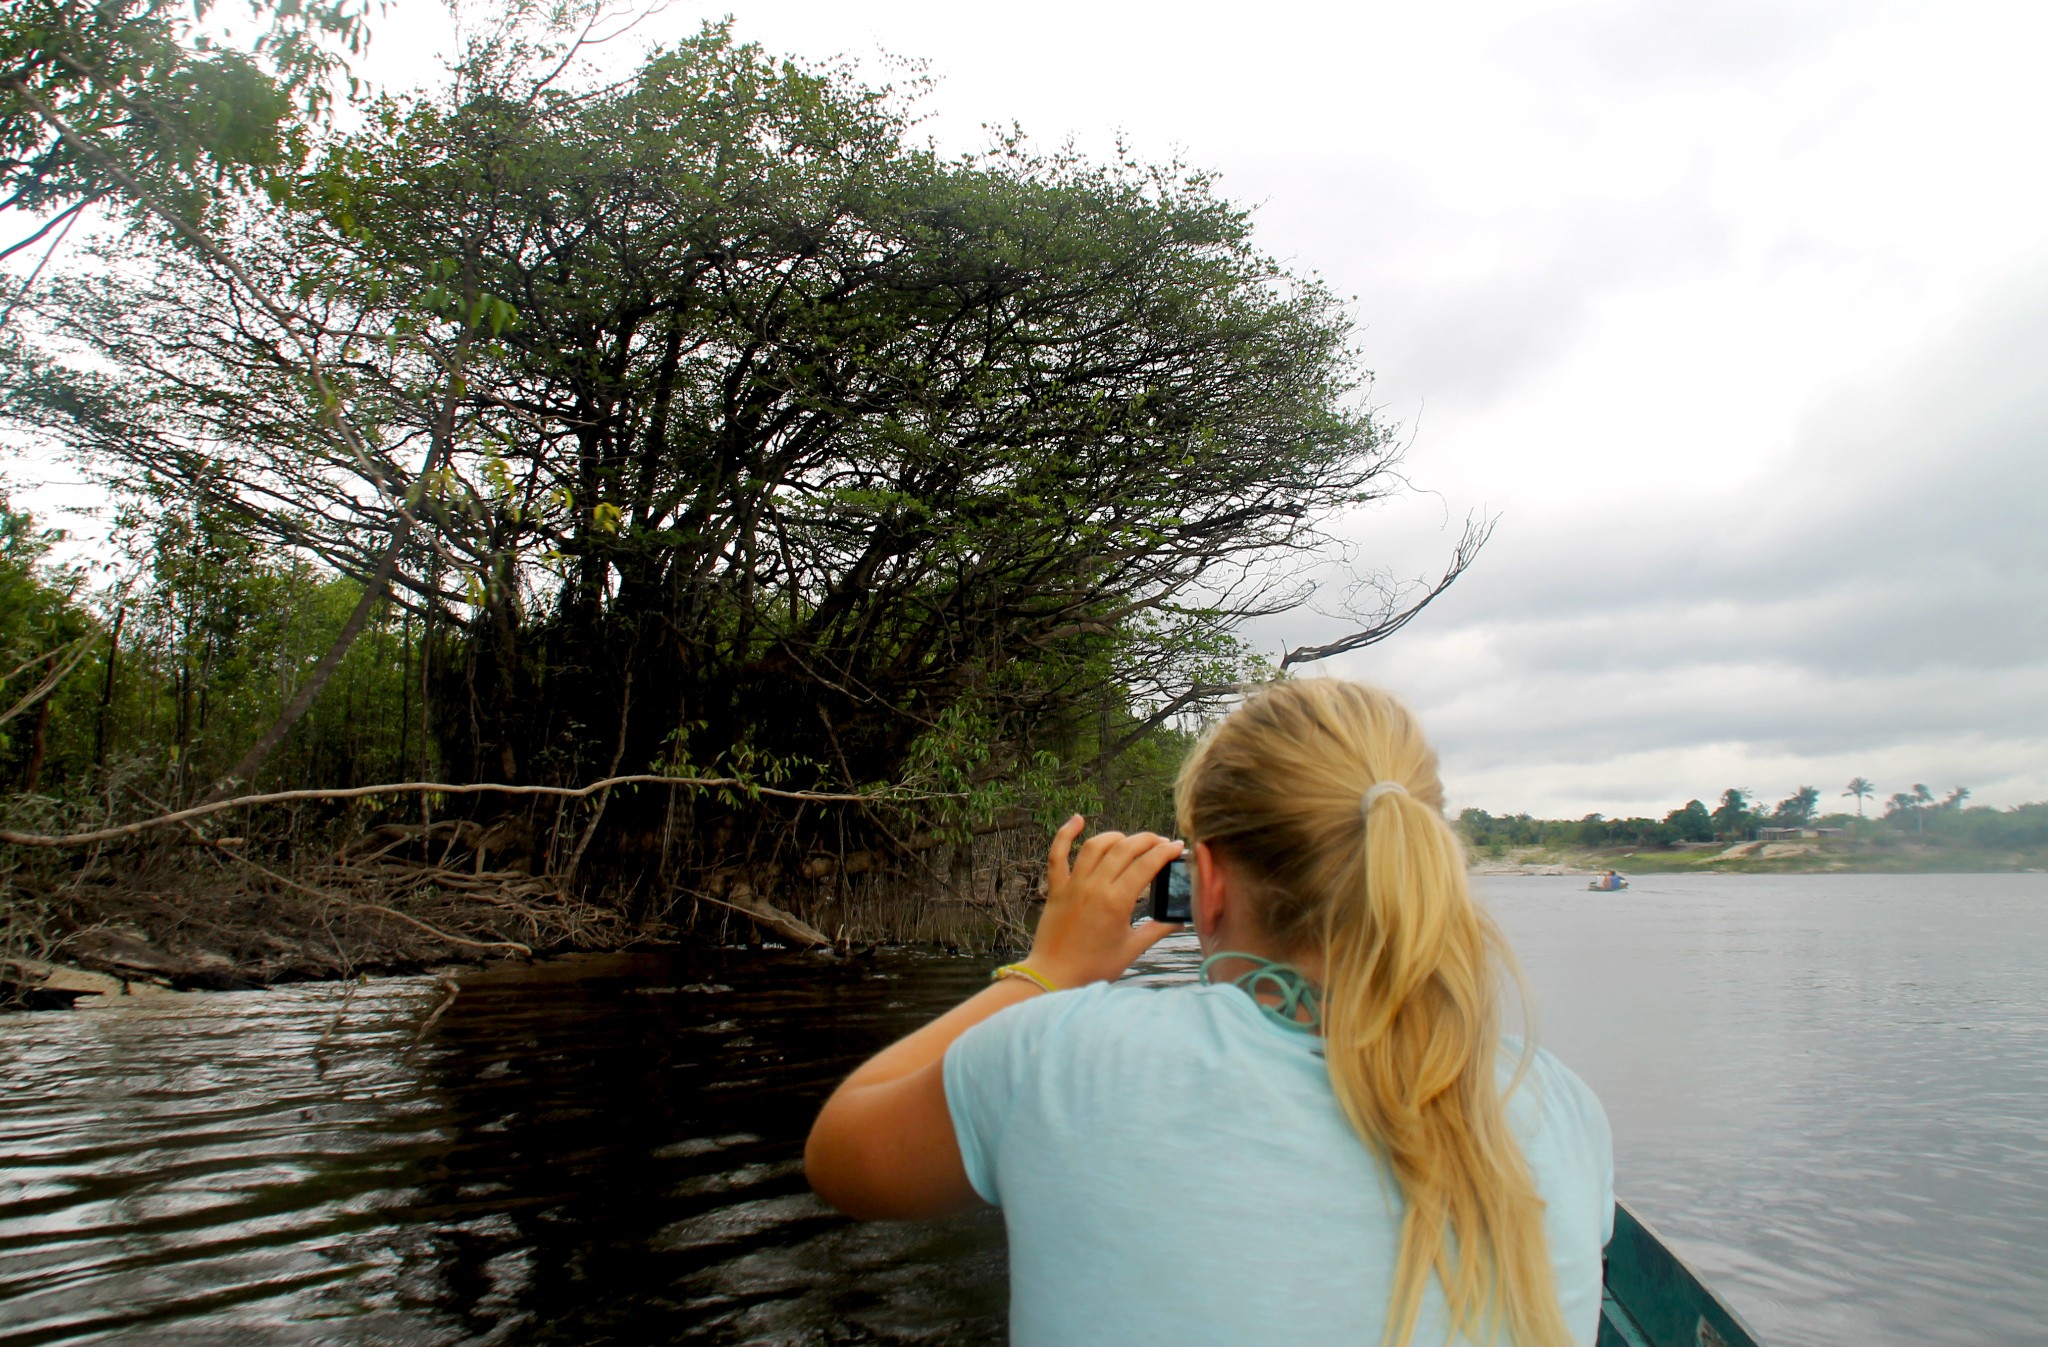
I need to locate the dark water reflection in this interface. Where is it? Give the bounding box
[0,952,1008,1345]
[0,873,2043,1345]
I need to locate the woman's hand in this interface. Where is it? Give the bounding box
[1024,815,1185,989]
[805,817,1183,1219]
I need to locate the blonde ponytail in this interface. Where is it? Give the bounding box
[1176,680,1570,1347]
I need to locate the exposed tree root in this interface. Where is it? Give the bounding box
[0,781,1047,1006]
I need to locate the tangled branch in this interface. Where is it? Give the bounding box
[0,775,961,848]
[0,631,99,728]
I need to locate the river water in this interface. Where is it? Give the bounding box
[0,873,2042,1345]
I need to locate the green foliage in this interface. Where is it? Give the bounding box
[0,0,373,234]
[898,674,1204,844]
[1456,788,1779,852]
[1842,776,1875,816]
[1771,785,1821,827]
[1459,808,1683,850]
[112,505,422,793]
[1884,783,1935,823]
[1459,786,2048,871]
[1667,799,1714,842]
[1922,801,2048,849]
[1711,787,1754,839]
[0,496,424,801]
[0,498,92,773]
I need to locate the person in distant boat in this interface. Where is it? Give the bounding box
[1605,869,1622,886]
[806,681,1614,1347]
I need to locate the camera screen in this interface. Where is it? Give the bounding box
[1160,859,1193,923]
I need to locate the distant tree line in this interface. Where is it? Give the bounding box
[1458,778,2047,852]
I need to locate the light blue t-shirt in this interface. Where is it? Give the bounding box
[943,980,1614,1346]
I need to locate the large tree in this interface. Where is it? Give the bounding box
[7,18,1479,899]
[1711,787,1753,840]
[1771,785,1820,828]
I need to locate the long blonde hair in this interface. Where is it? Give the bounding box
[1175,679,1568,1347]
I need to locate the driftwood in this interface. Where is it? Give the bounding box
[2,957,126,997]
[694,883,833,948]
[408,976,462,1055]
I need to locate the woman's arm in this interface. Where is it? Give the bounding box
[804,816,1183,1220]
[800,977,1037,1220]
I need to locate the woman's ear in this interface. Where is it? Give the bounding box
[1193,840,1227,939]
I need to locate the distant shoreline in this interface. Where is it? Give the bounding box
[1468,844,2048,877]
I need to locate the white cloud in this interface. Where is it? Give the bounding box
[1316,272,2048,813]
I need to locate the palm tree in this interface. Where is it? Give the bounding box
[1944,786,1970,812]
[1912,783,1933,833]
[1844,777,1875,818]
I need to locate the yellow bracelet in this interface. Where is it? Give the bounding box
[991,963,1057,994]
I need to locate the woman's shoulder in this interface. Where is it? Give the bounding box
[960,979,1245,1058]
[946,980,1200,1104]
[1002,977,1222,1027]
[1501,1040,1612,1156]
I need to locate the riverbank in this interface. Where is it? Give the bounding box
[1470,837,2048,876]
[0,799,1046,1011]
[0,868,954,1010]
[10,834,2040,1009]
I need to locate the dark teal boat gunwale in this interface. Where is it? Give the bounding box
[1598,1200,1765,1347]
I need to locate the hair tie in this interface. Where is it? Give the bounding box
[1361,780,1407,814]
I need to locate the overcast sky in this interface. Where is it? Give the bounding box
[21,0,2048,817]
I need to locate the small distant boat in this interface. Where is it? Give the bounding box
[1587,874,1630,891]
[1601,1200,1764,1346]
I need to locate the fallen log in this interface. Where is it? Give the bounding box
[695,884,832,948]
[0,957,185,1006]
[2,958,124,997]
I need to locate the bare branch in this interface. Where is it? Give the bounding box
[0,632,98,728]
[0,775,965,849]
[1280,514,1495,669]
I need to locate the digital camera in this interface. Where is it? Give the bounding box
[1148,855,1194,924]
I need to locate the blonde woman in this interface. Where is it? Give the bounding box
[806,680,1613,1345]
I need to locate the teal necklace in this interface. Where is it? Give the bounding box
[1199,952,1322,1034]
